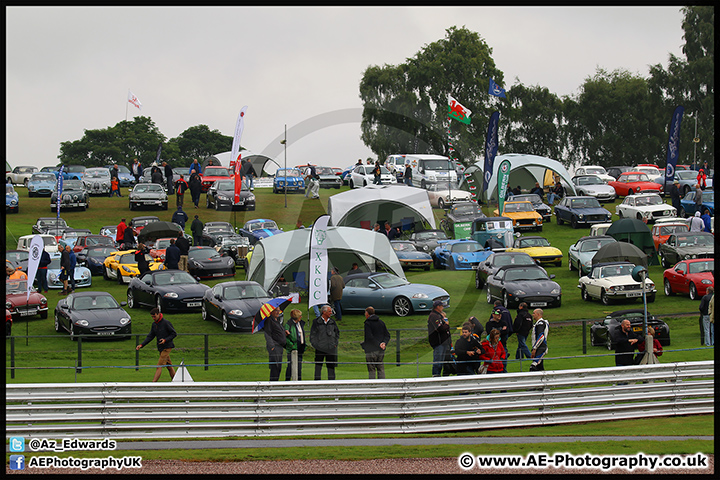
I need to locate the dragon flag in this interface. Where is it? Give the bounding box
[664,106,684,186]
[448,95,472,124]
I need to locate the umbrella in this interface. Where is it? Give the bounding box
[137,221,183,243]
[591,241,648,268]
[606,218,651,235]
[251,295,295,333]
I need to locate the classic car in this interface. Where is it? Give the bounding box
[76,246,118,276]
[237,219,283,244]
[340,271,450,317]
[201,280,274,331]
[633,165,663,180]
[573,165,615,184]
[40,165,70,180]
[103,249,165,284]
[506,236,563,267]
[347,164,394,188]
[426,181,473,209]
[440,201,486,239]
[32,217,69,236]
[615,193,676,222]
[129,216,161,232]
[590,309,670,350]
[202,221,235,236]
[54,291,131,339]
[27,172,58,197]
[47,253,92,289]
[407,229,449,254]
[129,183,168,210]
[578,262,656,305]
[651,221,690,250]
[72,234,115,253]
[187,246,236,279]
[589,223,613,237]
[432,239,492,271]
[493,200,543,231]
[273,168,306,194]
[470,217,516,250]
[6,183,19,213]
[17,234,60,254]
[390,240,433,270]
[60,229,93,248]
[608,172,662,197]
[197,232,251,268]
[658,232,714,268]
[554,196,613,229]
[663,258,714,300]
[509,194,552,223]
[99,225,118,239]
[104,164,135,187]
[567,235,617,277]
[205,179,256,211]
[148,237,174,260]
[200,166,232,192]
[654,169,708,196]
[301,165,342,189]
[51,179,89,212]
[82,167,112,195]
[63,165,86,180]
[139,168,168,189]
[5,250,29,273]
[485,264,562,309]
[126,269,210,313]
[6,280,48,320]
[571,175,617,202]
[679,190,714,217]
[7,165,38,186]
[474,251,539,290]
[606,165,634,180]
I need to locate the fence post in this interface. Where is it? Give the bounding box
[291,350,298,381]
[76,335,82,374]
[135,334,140,371]
[10,336,15,379]
[204,334,209,371]
[582,321,587,355]
[395,330,401,366]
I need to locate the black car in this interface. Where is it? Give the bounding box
[658,232,714,268]
[201,280,274,331]
[51,179,89,212]
[32,217,69,236]
[129,215,161,232]
[126,269,210,313]
[606,166,634,180]
[590,309,670,350]
[129,183,168,210]
[187,246,236,279]
[485,264,562,309]
[408,229,449,254]
[510,194,553,223]
[206,179,256,211]
[197,232,251,268]
[475,251,540,289]
[54,291,131,339]
[77,246,118,276]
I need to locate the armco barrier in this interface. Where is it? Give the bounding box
[5,361,713,439]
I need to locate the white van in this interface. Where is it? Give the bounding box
[17,234,60,253]
[399,154,457,189]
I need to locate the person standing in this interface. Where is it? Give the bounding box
[263,307,287,381]
[151,165,163,185]
[109,164,122,197]
[699,286,714,347]
[701,208,712,233]
[285,309,306,381]
[241,158,257,191]
[163,161,174,194]
[668,179,682,214]
[613,319,639,367]
[131,158,143,184]
[136,308,177,382]
[163,238,180,270]
[175,232,190,272]
[487,302,513,371]
[116,218,127,248]
[190,215,204,247]
[635,326,664,364]
[35,248,51,293]
[479,328,507,374]
[122,224,136,250]
[529,308,549,371]
[175,175,189,208]
[188,172,202,208]
[329,267,345,321]
[689,211,704,232]
[65,244,77,294]
[189,158,202,176]
[427,300,451,377]
[171,205,188,230]
[403,163,413,186]
[694,183,704,211]
[454,321,483,375]
[372,161,382,185]
[512,302,533,361]
[696,169,707,190]
[310,305,340,380]
[134,243,151,276]
[361,306,390,379]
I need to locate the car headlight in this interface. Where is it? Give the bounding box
[41,298,48,304]
[6,302,11,309]
[121,266,133,273]
[701,279,713,285]
[119,317,131,325]
[49,273,57,281]
[578,214,585,219]
[75,320,89,327]
[412,293,428,299]
[164,292,178,298]
[551,288,561,295]
[81,271,90,279]
[247,194,255,200]
[457,255,466,262]
[229,309,243,316]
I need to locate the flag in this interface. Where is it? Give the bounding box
[496,159,512,214]
[26,236,45,301]
[308,215,331,310]
[664,106,684,186]
[155,143,162,164]
[231,106,248,203]
[488,78,506,98]
[128,90,142,110]
[448,95,472,124]
[56,166,64,221]
[251,294,295,334]
[482,111,500,195]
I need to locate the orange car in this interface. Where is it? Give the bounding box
[651,221,689,250]
[493,201,543,231]
[149,237,175,260]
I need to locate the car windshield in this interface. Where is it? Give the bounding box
[432,182,460,191]
[6,280,29,294]
[494,254,535,267]
[134,184,164,193]
[513,195,542,205]
[676,235,714,247]
[119,253,144,264]
[688,260,714,274]
[49,257,63,269]
[154,239,172,249]
[634,195,662,206]
[153,271,197,285]
[392,242,417,252]
[316,167,334,175]
[215,180,235,190]
[658,225,688,235]
[277,169,301,177]
[519,238,550,248]
[450,242,481,253]
[85,170,109,178]
[415,231,447,241]
[85,236,113,246]
[15,167,35,174]
[39,218,67,227]
[701,191,714,202]
[132,218,158,226]
[65,166,85,173]
[504,202,533,212]
[371,273,409,288]
[452,204,480,216]
[676,170,696,180]
[505,268,547,282]
[247,221,278,231]
[61,180,83,190]
[6,185,15,194]
[189,249,222,260]
[579,238,615,252]
[599,265,634,277]
[31,173,56,182]
[205,167,230,177]
[71,295,119,310]
[205,226,233,234]
[585,167,606,175]
[483,220,514,230]
[422,160,453,170]
[223,284,269,300]
[87,247,117,257]
[570,198,602,208]
[623,174,650,182]
[576,176,603,185]
[6,251,29,262]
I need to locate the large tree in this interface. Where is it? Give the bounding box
[167,124,233,166]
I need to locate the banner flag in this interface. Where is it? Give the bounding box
[128,90,142,110]
[448,95,472,124]
[26,236,44,301]
[231,106,248,203]
[489,78,507,98]
[664,105,684,185]
[308,215,331,310]
[56,166,64,222]
[482,111,500,195]
[155,143,163,164]
[496,159,512,215]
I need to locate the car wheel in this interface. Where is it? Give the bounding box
[571,216,578,229]
[502,291,510,308]
[579,265,584,278]
[475,272,484,290]
[660,253,670,269]
[664,279,674,296]
[617,210,623,219]
[201,303,210,321]
[486,287,493,304]
[127,289,136,308]
[437,198,445,209]
[689,282,698,301]
[24,178,29,187]
[556,215,563,225]
[647,293,656,303]
[448,258,456,271]
[581,286,590,301]
[71,324,79,341]
[679,207,686,218]
[215,200,220,211]
[155,295,163,313]
[222,311,230,331]
[568,257,574,271]
[54,312,62,333]
[349,179,354,189]
[554,260,562,267]
[103,266,110,280]
[601,289,611,306]
[392,296,412,317]
[628,189,634,195]
[432,255,440,269]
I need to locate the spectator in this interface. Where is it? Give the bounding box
[404,163,413,186]
[175,175,189,208]
[284,309,306,381]
[131,158,143,184]
[689,211,704,232]
[699,286,714,347]
[479,328,507,374]
[295,220,305,229]
[512,302,533,360]
[58,242,71,295]
[361,306,391,379]
[136,308,177,382]
[189,158,202,176]
[668,180,682,214]
[241,158,257,191]
[171,205,188,230]
[305,165,320,199]
[122,224,136,250]
[135,243,150,276]
[372,161,382,185]
[512,185,522,196]
[151,166,163,185]
[388,226,401,240]
[547,180,564,205]
[349,263,360,273]
[175,233,190,272]
[454,321,483,375]
[696,169,707,190]
[614,318,640,366]
[530,182,545,201]
[383,222,392,237]
[372,223,381,233]
[701,208,712,233]
[487,301,513,370]
[163,161,174,195]
[530,308,549,371]
[109,164,122,197]
[427,300,451,377]
[116,218,127,247]
[163,238,180,270]
[467,316,484,338]
[35,248,51,293]
[66,244,77,294]
[329,267,345,321]
[310,305,340,380]
[190,215,204,247]
[635,326,663,364]
[694,183,703,210]
[188,172,202,208]
[263,306,286,381]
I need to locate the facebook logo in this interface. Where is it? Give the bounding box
[9,436,25,452]
[9,455,25,470]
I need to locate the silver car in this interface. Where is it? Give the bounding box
[83,167,112,195]
[572,175,616,202]
[129,183,168,210]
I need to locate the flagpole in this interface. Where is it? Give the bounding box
[125,89,129,123]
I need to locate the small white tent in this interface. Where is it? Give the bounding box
[205,151,280,176]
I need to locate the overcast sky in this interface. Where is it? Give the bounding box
[6,6,685,171]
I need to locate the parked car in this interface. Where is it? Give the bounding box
[573,165,615,184]
[99,225,117,239]
[348,164,394,188]
[590,309,670,350]
[139,169,167,190]
[616,193,676,222]
[6,165,38,186]
[202,221,235,236]
[187,246,236,279]
[606,165,634,180]
[6,279,48,320]
[679,190,714,217]
[103,249,165,284]
[555,196,613,229]
[237,219,283,244]
[634,164,663,180]
[196,232,251,269]
[76,246,118,276]
[126,269,210,313]
[391,240,432,270]
[474,251,539,290]
[60,229,93,248]
[40,165,69,180]
[510,194,552,223]
[433,239,491,271]
[506,236,563,267]
[129,216,161,232]
[440,201,486,239]
[129,183,168,210]
[198,166,232,193]
[54,291,131,339]
[205,179,256,211]
[47,253,92,290]
[6,250,29,273]
[485,264,562,308]
[6,183,19,213]
[27,172,58,197]
[579,262,656,305]
[301,165,342,189]
[63,165,86,180]
[51,179,89,212]
[658,232,714,268]
[407,229,449,254]
[80,167,110,195]
[571,175,617,202]
[663,258,714,300]
[72,234,115,253]
[148,238,174,260]
[568,235,618,277]
[651,221,690,250]
[32,217,69,236]
[608,172,662,197]
[17,234,60,254]
[470,217,516,250]
[272,168,305,194]
[654,169,708,196]
[341,271,450,317]
[104,164,135,187]
[493,200,543,231]
[589,222,613,237]
[426,181,473,209]
[201,280,273,331]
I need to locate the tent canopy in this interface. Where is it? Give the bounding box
[205,151,279,177]
[247,227,404,292]
[327,184,436,230]
[605,218,659,265]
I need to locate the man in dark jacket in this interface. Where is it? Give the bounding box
[241,158,257,191]
[163,238,180,270]
[188,172,202,208]
[171,205,188,230]
[190,215,203,246]
[454,321,483,375]
[175,175,189,207]
[134,243,150,276]
[614,319,640,366]
[263,307,287,381]
[59,243,71,295]
[122,224,136,250]
[163,161,174,194]
[329,268,345,321]
[310,305,340,380]
[427,300,451,377]
[175,233,190,272]
[512,302,533,359]
[668,179,682,214]
[136,308,177,381]
[36,248,51,293]
[151,166,163,185]
[361,306,391,379]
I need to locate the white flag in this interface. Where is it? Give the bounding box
[128,90,142,110]
[308,215,331,310]
[26,236,45,301]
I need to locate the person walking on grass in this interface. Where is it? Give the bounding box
[361,306,390,379]
[136,308,177,382]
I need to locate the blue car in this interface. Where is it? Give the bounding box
[40,166,70,180]
[680,190,714,217]
[341,271,450,317]
[237,218,284,245]
[272,168,305,194]
[554,196,612,228]
[27,172,59,197]
[46,254,92,290]
[6,183,19,213]
[105,164,135,187]
[63,165,86,181]
[433,239,492,270]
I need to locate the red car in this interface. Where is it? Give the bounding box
[149,237,174,260]
[608,172,662,197]
[200,166,232,193]
[73,234,116,253]
[6,279,48,320]
[663,258,714,300]
[651,222,689,250]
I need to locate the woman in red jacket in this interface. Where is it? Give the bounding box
[479,328,507,373]
[635,326,663,363]
[696,169,707,190]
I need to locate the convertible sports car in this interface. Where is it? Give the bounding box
[391,240,432,270]
[149,238,174,260]
[608,172,662,197]
[32,217,69,236]
[6,250,29,273]
[6,183,19,213]
[129,183,168,210]
[651,221,689,250]
[103,249,165,284]
[408,229,449,254]
[82,167,112,196]
[76,246,118,276]
[663,258,714,300]
[6,280,48,320]
[567,235,617,277]
[616,193,676,222]
[273,168,305,194]
[679,190,714,217]
[196,232,251,268]
[571,175,616,202]
[47,254,92,290]
[27,172,58,197]
[426,181,473,209]
[579,262,656,305]
[129,216,160,233]
[187,246,236,279]
[493,200,543,231]
[201,280,273,331]
[72,234,115,253]
[474,251,539,290]
[54,291,131,339]
[440,201,486,239]
[206,179,256,211]
[485,264,562,308]
[127,269,210,313]
[510,194,552,223]
[506,236,563,267]
[554,196,612,228]
[433,239,491,270]
[237,219,283,244]
[60,229,93,248]
[573,165,615,184]
[99,225,117,239]
[590,309,670,350]
[340,272,450,317]
[51,179,89,212]
[658,232,714,268]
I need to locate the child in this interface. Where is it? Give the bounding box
[110,177,120,197]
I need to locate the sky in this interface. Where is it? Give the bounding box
[6,6,685,172]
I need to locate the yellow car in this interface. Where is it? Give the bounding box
[506,236,563,267]
[493,201,543,231]
[103,249,165,284]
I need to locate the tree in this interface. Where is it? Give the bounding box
[167,125,233,166]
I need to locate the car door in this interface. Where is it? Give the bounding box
[585,267,602,299]
[669,262,689,294]
[487,268,504,301]
[342,277,372,310]
[209,284,224,320]
[568,241,579,269]
[136,272,155,306]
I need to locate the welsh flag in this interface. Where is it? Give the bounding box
[448,95,471,124]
